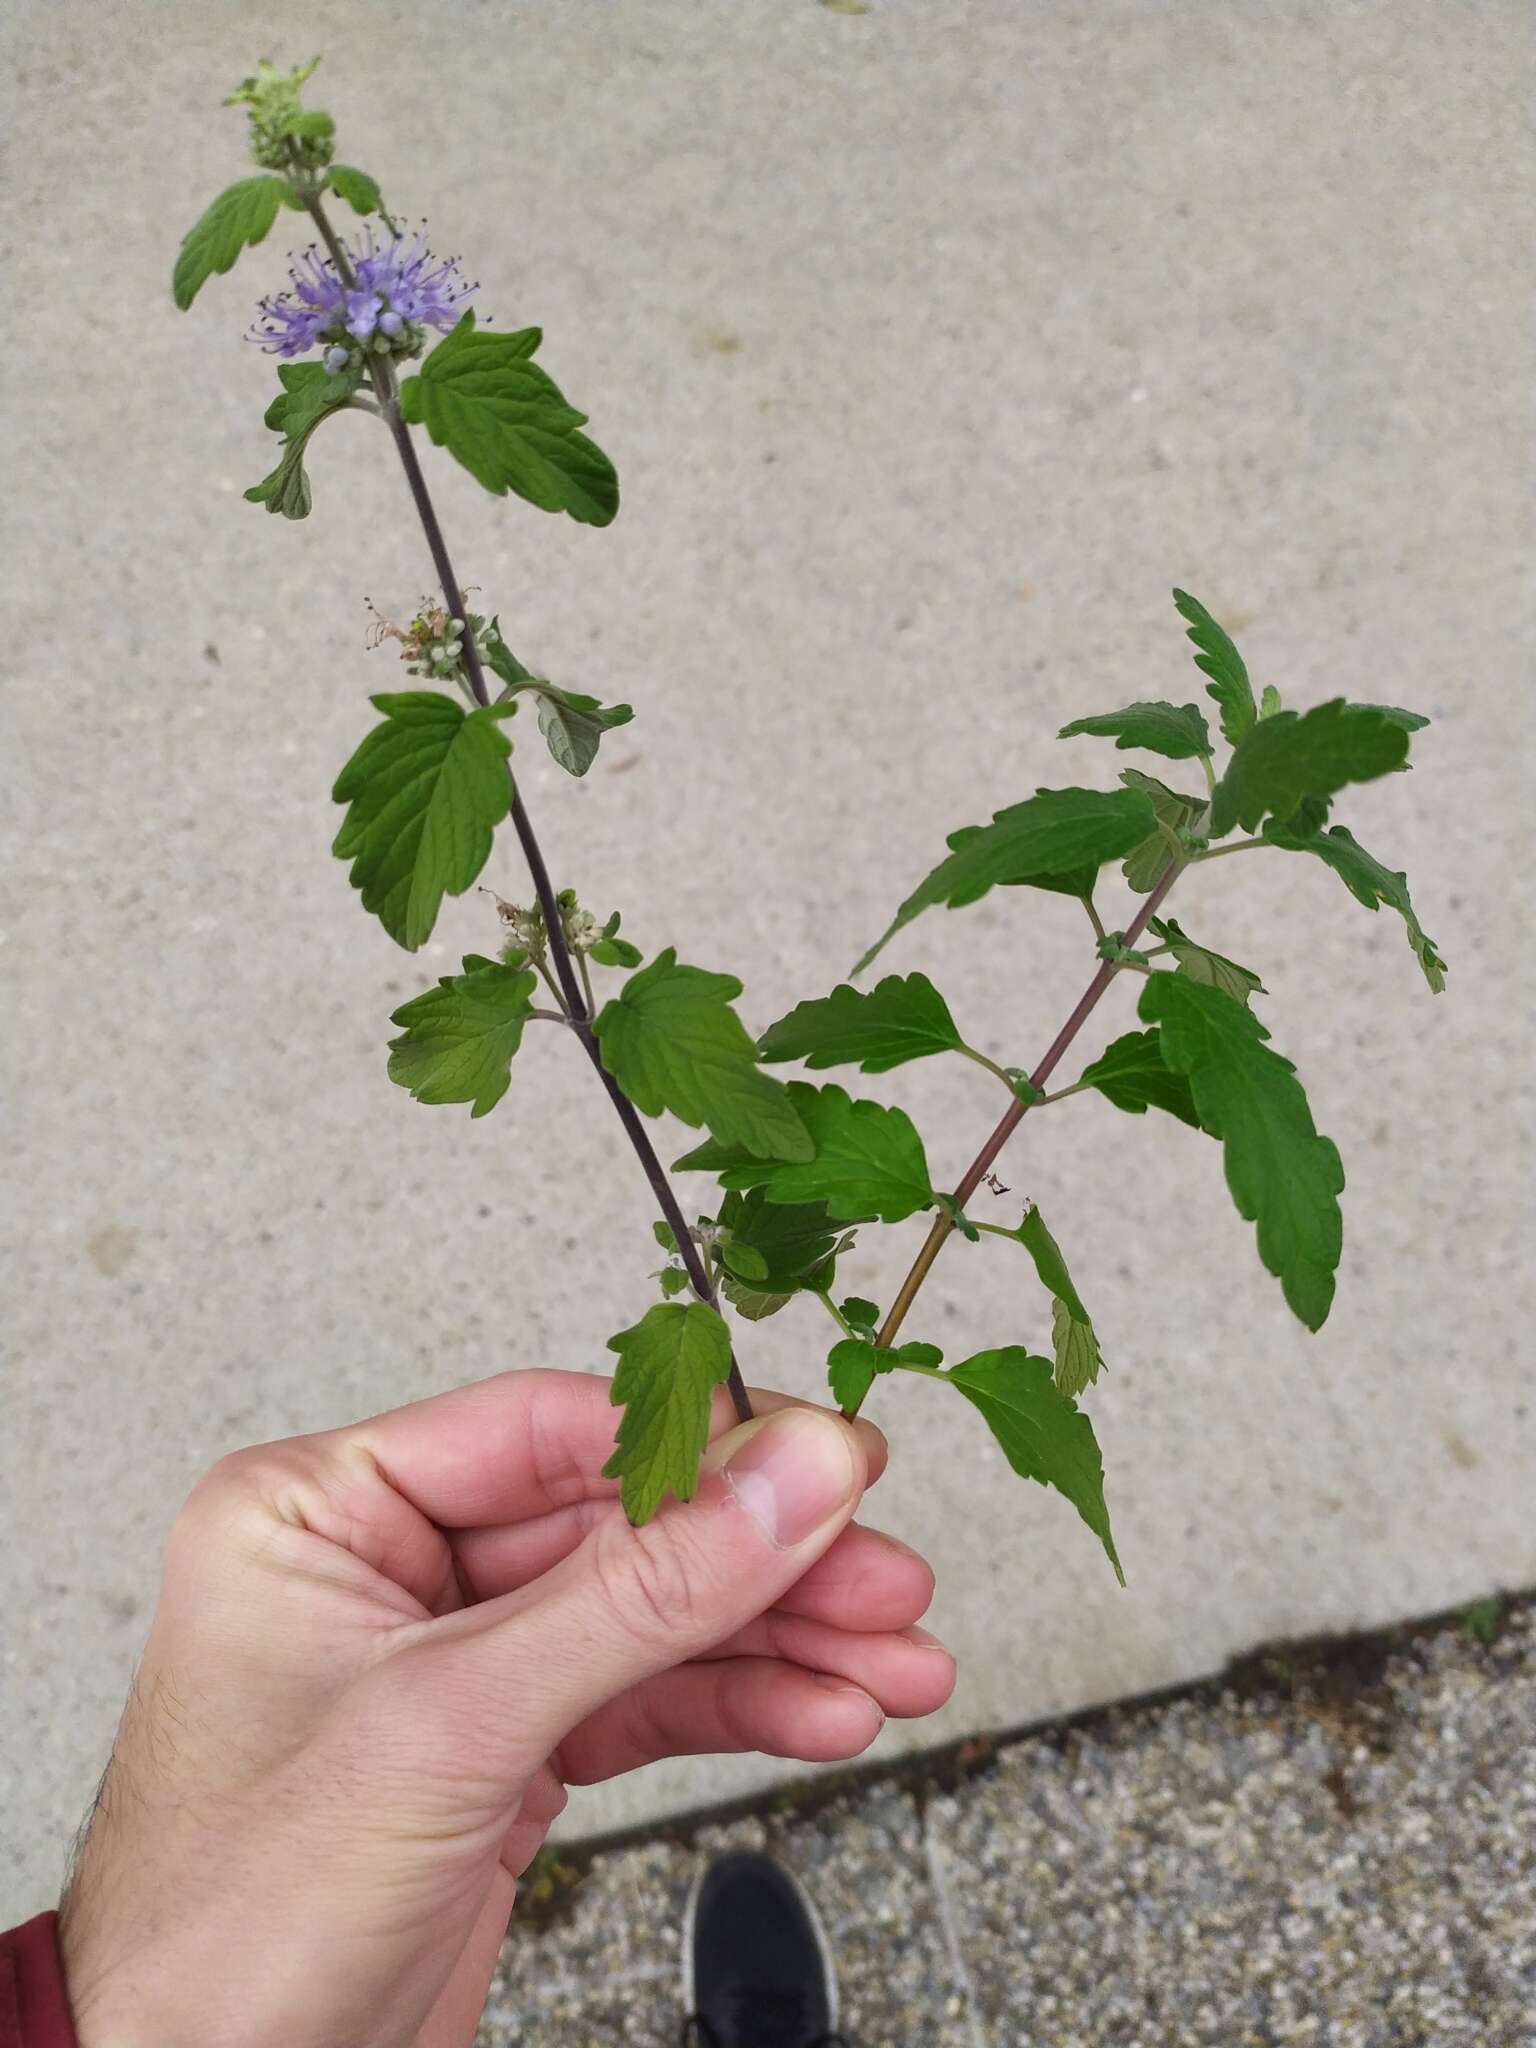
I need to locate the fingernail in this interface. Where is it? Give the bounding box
[715,1409,858,1550]
[901,1625,952,1655]
[812,1672,885,1727]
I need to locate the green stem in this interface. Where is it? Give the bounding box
[1032,1077,1093,1107]
[530,954,569,1015]
[1200,753,1218,798]
[1196,836,1266,861]
[577,949,598,1018]
[954,1042,1019,1093]
[1082,895,1107,943]
[815,1291,857,1341]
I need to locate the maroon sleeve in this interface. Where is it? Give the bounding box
[0,1915,77,2048]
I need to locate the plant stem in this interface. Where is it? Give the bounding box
[954,1042,1019,1094]
[816,1291,857,1341]
[864,857,1185,1384]
[1082,895,1107,942]
[577,949,598,1019]
[305,188,753,1424]
[1195,836,1266,861]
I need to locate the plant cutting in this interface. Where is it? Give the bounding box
[174,57,1445,1587]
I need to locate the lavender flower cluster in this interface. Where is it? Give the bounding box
[250,227,475,373]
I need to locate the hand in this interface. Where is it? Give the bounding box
[57,1368,954,2048]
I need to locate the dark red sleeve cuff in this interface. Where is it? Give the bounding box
[0,1914,77,2048]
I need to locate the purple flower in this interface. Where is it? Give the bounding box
[250,228,476,360]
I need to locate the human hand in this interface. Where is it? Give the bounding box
[57,1369,954,2048]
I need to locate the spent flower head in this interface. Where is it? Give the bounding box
[250,227,476,366]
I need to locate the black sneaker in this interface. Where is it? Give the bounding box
[681,1848,847,2047]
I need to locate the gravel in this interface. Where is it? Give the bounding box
[478,1601,1535,2045]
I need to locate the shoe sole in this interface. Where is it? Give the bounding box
[681,1851,841,2034]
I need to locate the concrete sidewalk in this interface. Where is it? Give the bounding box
[3,0,1532,1923]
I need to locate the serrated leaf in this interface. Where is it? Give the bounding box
[1172,589,1256,746]
[1119,768,1204,893]
[941,1349,1122,1582]
[1139,975,1344,1329]
[1075,1028,1204,1128]
[827,1339,880,1412]
[759,971,965,1074]
[398,311,618,526]
[999,1207,1104,1397]
[386,957,537,1117]
[595,950,812,1161]
[840,1295,880,1334]
[1149,915,1266,1006]
[673,1081,934,1223]
[173,175,287,309]
[332,692,515,949]
[326,163,383,216]
[601,1303,734,1523]
[1209,699,1409,838]
[658,1267,691,1298]
[1263,822,1446,992]
[1059,700,1213,761]
[856,787,1155,975]
[943,827,1101,904]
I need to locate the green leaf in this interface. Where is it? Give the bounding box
[719,1277,794,1321]
[658,1267,691,1298]
[856,787,1155,975]
[717,1188,846,1296]
[719,1238,770,1282]
[484,623,536,690]
[759,972,964,1074]
[673,1080,934,1223]
[827,1339,880,1412]
[1075,1028,1203,1128]
[594,950,813,1162]
[1258,684,1283,719]
[386,957,537,1117]
[1139,975,1344,1330]
[1172,589,1256,747]
[332,692,515,949]
[942,1349,1122,1582]
[1350,702,1430,734]
[1263,822,1446,992]
[1059,700,1213,761]
[652,1221,678,1253]
[590,936,644,969]
[840,1296,880,1335]
[601,1303,734,1523]
[1149,915,1266,1006]
[245,362,355,520]
[1118,769,1203,892]
[173,175,287,309]
[398,312,619,527]
[1209,700,1409,838]
[326,163,384,216]
[530,684,634,776]
[1000,1208,1104,1397]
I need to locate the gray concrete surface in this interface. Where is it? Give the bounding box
[478,1601,1536,2044]
[3,0,1532,1926]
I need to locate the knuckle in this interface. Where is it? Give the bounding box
[589,1516,705,1648]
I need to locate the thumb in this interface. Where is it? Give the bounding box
[477,1406,870,1756]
